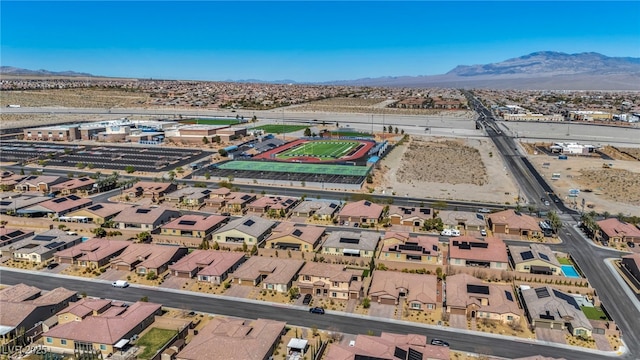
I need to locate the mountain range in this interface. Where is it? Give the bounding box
[3,52,640,90]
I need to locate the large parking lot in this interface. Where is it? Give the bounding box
[1,141,212,172]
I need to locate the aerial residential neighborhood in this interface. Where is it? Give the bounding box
[1,2,640,358]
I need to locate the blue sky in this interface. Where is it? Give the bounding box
[2,1,639,82]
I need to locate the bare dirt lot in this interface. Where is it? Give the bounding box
[528,154,640,215]
[0,89,147,108]
[377,137,519,204]
[289,97,471,116]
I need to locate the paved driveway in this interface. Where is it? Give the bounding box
[368,302,396,318]
[224,284,253,298]
[535,328,566,344]
[42,263,70,274]
[160,275,189,290]
[98,269,128,281]
[449,314,467,330]
[593,333,612,351]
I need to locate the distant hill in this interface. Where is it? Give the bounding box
[326,52,640,90]
[0,66,96,77]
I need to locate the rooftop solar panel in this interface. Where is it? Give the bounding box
[243,219,255,227]
[136,209,151,214]
[539,253,550,261]
[68,195,81,200]
[178,220,197,226]
[33,235,56,242]
[363,201,371,206]
[467,284,490,295]
[520,251,534,260]
[88,204,104,211]
[339,237,360,244]
[44,241,65,249]
[535,287,550,298]
[505,290,514,301]
[52,198,68,204]
[292,229,303,237]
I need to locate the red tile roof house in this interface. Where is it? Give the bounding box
[112,206,180,230]
[337,200,384,225]
[448,236,509,270]
[232,257,304,293]
[43,301,162,356]
[160,214,228,240]
[0,171,25,190]
[65,202,131,225]
[14,175,66,193]
[56,298,113,324]
[109,243,188,276]
[0,284,77,338]
[387,205,432,227]
[168,250,246,283]
[0,228,34,247]
[55,238,130,268]
[205,191,256,213]
[296,262,363,300]
[212,215,276,247]
[379,232,441,264]
[50,177,96,195]
[176,318,285,360]
[621,253,640,283]
[445,273,522,324]
[126,181,177,200]
[163,186,212,208]
[369,271,439,311]
[487,209,543,238]
[246,195,299,216]
[324,332,449,360]
[597,218,640,244]
[291,200,340,220]
[20,194,92,218]
[264,222,325,252]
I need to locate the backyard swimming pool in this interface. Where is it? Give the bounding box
[561,264,580,278]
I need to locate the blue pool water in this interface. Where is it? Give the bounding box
[81,237,90,242]
[561,265,580,278]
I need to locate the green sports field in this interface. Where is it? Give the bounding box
[218,160,370,176]
[276,140,360,160]
[253,124,308,134]
[179,118,241,125]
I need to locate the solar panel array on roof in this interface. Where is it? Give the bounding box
[33,235,56,242]
[0,201,11,206]
[467,284,490,295]
[505,290,514,301]
[241,195,252,200]
[476,213,485,220]
[432,244,438,251]
[68,195,81,200]
[420,208,430,214]
[535,287,550,298]
[329,203,337,208]
[521,251,534,260]
[88,204,104,211]
[539,253,550,261]
[552,289,580,310]
[52,198,68,204]
[393,347,407,360]
[243,219,255,227]
[363,201,371,206]
[399,243,423,252]
[178,220,197,226]
[78,177,90,182]
[44,241,65,249]
[339,237,360,244]
[408,348,423,360]
[471,241,488,248]
[136,209,151,214]
[292,229,303,237]
[284,199,294,205]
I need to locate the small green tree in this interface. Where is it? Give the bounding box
[218,149,228,157]
[136,231,152,243]
[146,271,158,280]
[92,227,107,238]
[362,297,371,309]
[202,136,209,144]
[304,128,312,137]
[125,165,135,174]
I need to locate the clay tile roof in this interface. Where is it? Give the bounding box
[487,209,542,232]
[369,271,438,304]
[177,318,286,360]
[266,222,325,245]
[232,257,304,285]
[298,262,360,282]
[597,218,640,238]
[339,200,383,219]
[448,236,508,263]
[445,274,520,315]
[162,214,227,232]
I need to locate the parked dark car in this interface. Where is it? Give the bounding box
[302,294,312,305]
[627,242,636,248]
[46,263,59,269]
[430,339,449,347]
[309,307,325,315]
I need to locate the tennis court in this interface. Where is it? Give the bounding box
[276,140,361,160]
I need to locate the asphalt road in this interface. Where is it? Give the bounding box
[467,91,640,358]
[0,269,621,360]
